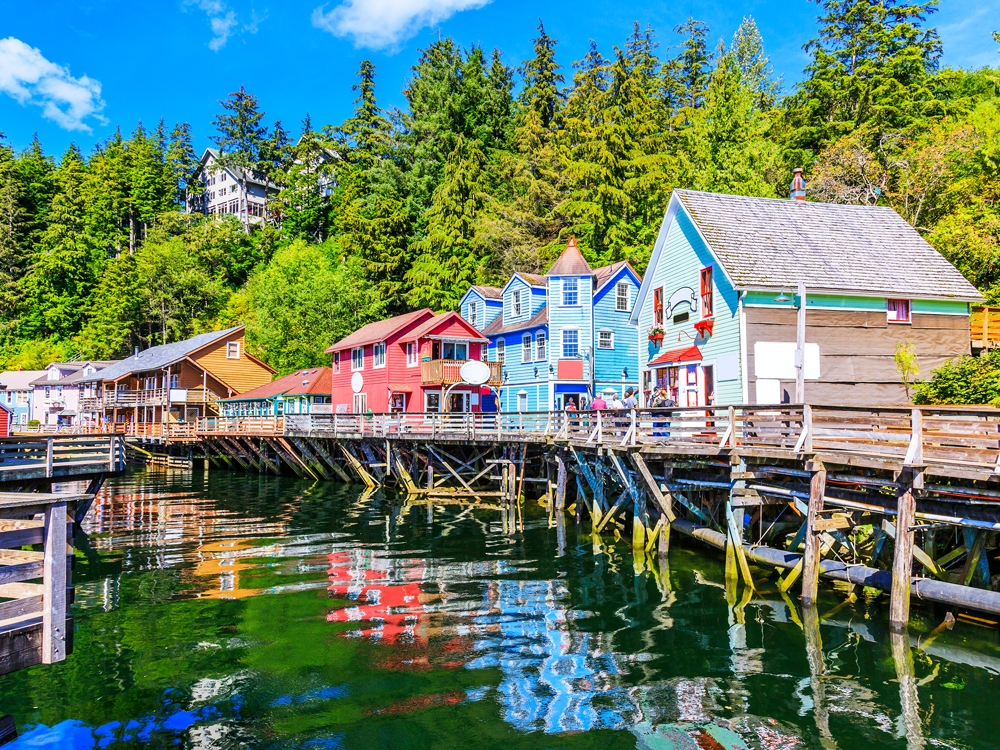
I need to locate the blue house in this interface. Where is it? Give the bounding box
[458,286,503,331]
[0,370,45,429]
[469,239,641,412]
[631,187,982,407]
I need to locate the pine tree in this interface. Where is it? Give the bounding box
[15,135,56,250]
[729,16,780,110]
[0,135,23,340]
[167,122,199,206]
[519,21,564,131]
[674,19,712,112]
[212,86,270,163]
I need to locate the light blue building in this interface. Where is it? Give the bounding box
[468,239,641,412]
[0,370,45,429]
[458,285,503,331]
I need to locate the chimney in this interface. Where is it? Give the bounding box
[134,346,140,359]
[790,168,806,201]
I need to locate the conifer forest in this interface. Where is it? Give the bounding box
[1,1,999,377]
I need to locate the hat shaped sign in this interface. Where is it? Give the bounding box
[351,372,364,394]
[459,359,492,386]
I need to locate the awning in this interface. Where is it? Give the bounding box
[648,345,701,368]
[388,384,412,393]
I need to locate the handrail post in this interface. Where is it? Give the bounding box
[631,408,637,446]
[42,500,68,663]
[45,437,54,477]
[904,407,923,466]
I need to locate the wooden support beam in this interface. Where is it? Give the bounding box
[264,438,304,478]
[555,452,567,512]
[340,444,376,488]
[291,439,331,481]
[241,437,280,474]
[312,439,352,483]
[631,454,675,522]
[42,501,67,664]
[960,529,988,587]
[220,438,251,471]
[802,460,827,607]
[890,469,919,631]
[279,438,319,481]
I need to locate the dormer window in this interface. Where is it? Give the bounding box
[616,282,630,312]
[226,341,240,359]
[513,289,523,318]
[469,302,478,327]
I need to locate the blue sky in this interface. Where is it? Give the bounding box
[1,0,997,157]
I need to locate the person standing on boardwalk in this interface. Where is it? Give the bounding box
[622,388,638,410]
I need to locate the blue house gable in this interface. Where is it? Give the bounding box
[476,238,641,412]
[459,286,503,331]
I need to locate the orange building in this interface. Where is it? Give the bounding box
[77,326,275,429]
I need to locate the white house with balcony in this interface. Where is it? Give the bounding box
[30,361,117,427]
[185,148,279,225]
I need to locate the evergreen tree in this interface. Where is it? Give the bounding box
[212,86,269,164]
[729,16,780,110]
[519,21,564,131]
[167,122,198,206]
[15,135,57,249]
[674,19,712,112]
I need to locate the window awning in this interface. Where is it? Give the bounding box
[388,384,412,393]
[648,345,702,368]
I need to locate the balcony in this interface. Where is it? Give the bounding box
[421,359,502,386]
[78,388,223,411]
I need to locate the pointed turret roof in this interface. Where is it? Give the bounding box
[545,237,592,277]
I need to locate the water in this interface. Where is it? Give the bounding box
[1,468,998,749]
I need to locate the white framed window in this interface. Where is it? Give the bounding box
[496,339,505,365]
[441,341,467,360]
[536,332,546,361]
[522,333,532,363]
[4,392,10,404]
[598,330,614,349]
[333,352,340,373]
[513,289,523,317]
[562,278,579,306]
[887,299,911,323]
[351,347,364,371]
[425,391,441,412]
[616,282,630,312]
[373,341,386,368]
[469,302,478,327]
[562,329,579,358]
[226,341,240,359]
[406,341,417,366]
[353,392,367,413]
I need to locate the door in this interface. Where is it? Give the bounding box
[353,393,368,413]
[702,365,715,406]
[517,392,527,412]
[448,392,470,412]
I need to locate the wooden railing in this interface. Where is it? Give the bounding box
[80,387,223,410]
[971,306,1000,347]
[0,491,86,674]
[0,435,126,482]
[420,359,502,385]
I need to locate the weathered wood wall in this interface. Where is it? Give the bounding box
[744,308,969,405]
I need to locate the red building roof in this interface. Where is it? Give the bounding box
[325,310,434,352]
[648,345,702,367]
[222,367,332,401]
[399,311,488,343]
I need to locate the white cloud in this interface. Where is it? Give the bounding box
[312,0,491,50]
[0,37,105,132]
[186,0,262,51]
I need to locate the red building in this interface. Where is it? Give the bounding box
[325,309,500,413]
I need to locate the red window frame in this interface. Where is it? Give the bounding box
[653,287,664,326]
[700,267,714,318]
[887,299,911,323]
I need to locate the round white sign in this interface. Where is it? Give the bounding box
[351,371,364,394]
[459,359,492,386]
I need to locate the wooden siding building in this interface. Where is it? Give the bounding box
[219,367,332,417]
[76,326,275,429]
[632,188,983,406]
[472,238,641,412]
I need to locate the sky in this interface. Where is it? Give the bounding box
[1,0,997,157]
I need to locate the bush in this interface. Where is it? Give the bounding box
[912,349,1000,406]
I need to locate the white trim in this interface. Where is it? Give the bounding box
[496,339,506,365]
[521,332,533,363]
[615,281,631,312]
[372,341,387,369]
[351,346,364,371]
[739,294,749,404]
[536,331,547,362]
[561,327,581,358]
[226,341,240,359]
[560,278,581,307]
[513,288,524,318]
[597,328,615,350]
[405,341,417,367]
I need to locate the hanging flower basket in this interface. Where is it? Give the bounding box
[647,325,665,343]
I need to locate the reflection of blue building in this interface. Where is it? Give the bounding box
[468,579,630,733]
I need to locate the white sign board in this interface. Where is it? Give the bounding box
[350,372,364,394]
[310,403,333,414]
[169,388,188,403]
[756,379,781,404]
[459,359,492,386]
[754,342,820,380]
[716,352,739,382]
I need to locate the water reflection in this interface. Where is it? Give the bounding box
[1,470,995,749]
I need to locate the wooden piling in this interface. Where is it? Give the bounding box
[42,501,67,664]
[890,469,918,630]
[555,453,567,512]
[801,459,827,606]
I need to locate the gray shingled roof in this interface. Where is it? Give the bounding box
[77,327,245,382]
[471,285,503,299]
[676,190,983,301]
[483,305,548,336]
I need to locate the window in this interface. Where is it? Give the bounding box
[226,341,240,359]
[513,289,523,317]
[700,267,714,318]
[170,374,179,388]
[406,342,417,366]
[562,329,579,358]
[496,340,505,365]
[220,172,227,182]
[653,287,664,326]
[536,332,546,361]
[598,330,614,349]
[517,391,528,412]
[373,342,386,368]
[45,386,51,398]
[4,392,10,404]
[887,299,911,323]
[616,282,630,311]
[351,347,364,371]
[441,341,467,360]
[562,279,579,306]
[469,302,478,327]
[334,352,340,374]
[425,392,441,412]
[219,186,227,196]
[522,334,532,363]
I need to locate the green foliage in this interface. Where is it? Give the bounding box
[241,241,387,373]
[913,350,1000,406]
[894,339,920,401]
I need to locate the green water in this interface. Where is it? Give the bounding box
[1,469,998,749]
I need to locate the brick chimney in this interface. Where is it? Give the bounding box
[790,168,806,201]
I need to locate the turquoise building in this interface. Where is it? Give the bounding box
[465,239,641,412]
[631,188,981,407]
